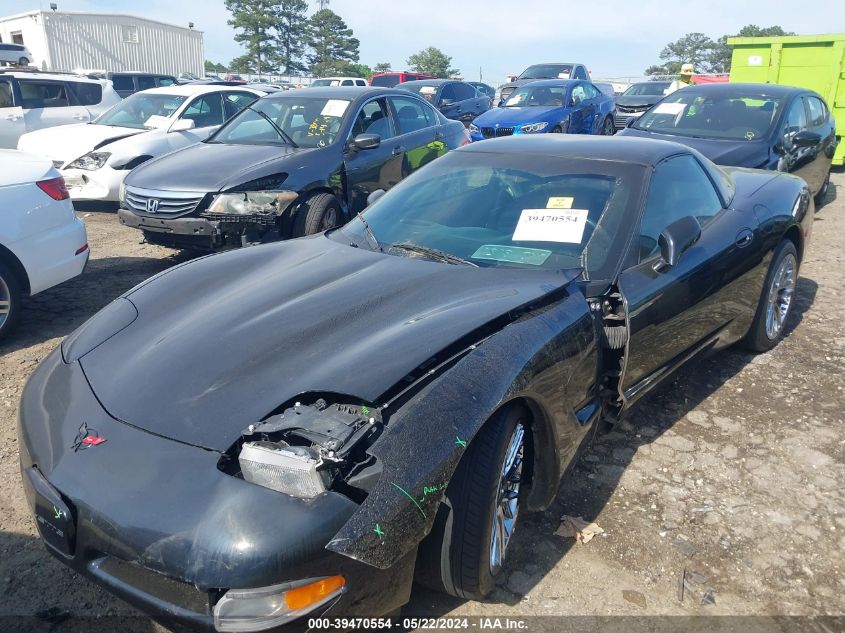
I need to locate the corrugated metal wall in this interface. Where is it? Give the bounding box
[41,12,204,76]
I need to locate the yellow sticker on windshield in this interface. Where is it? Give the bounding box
[547,197,574,209]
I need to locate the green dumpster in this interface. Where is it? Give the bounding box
[728,33,845,165]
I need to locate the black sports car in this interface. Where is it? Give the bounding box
[20,136,812,631]
[118,87,470,250]
[618,83,838,206]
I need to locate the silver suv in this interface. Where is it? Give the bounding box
[0,43,33,66]
[0,70,121,148]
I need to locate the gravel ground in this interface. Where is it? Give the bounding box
[0,171,843,631]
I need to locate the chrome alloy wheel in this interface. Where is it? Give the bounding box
[0,275,10,331]
[321,207,339,231]
[490,422,525,574]
[765,253,796,340]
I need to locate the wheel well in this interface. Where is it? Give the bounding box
[784,224,803,263]
[0,244,30,296]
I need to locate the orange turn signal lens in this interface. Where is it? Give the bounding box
[284,575,345,611]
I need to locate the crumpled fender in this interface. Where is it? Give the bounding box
[326,284,596,568]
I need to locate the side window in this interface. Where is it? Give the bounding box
[453,83,477,101]
[341,80,353,86]
[350,98,394,139]
[574,66,587,80]
[389,96,435,134]
[67,81,103,106]
[783,98,808,139]
[137,76,156,90]
[18,80,69,109]
[0,79,14,108]
[637,155,722,262]
[180,94,224,127]
[157,77,176,87]
[111,76,134,92]
[356,79,366,86]
[440,84,458,104]
[223,92,258,118]
[570,84,587,105]
[806,97,826,127]
[582,83,600,99]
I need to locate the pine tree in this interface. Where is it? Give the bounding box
[275,0,309,75]
[307,9,359,77]
[225,0,280,74]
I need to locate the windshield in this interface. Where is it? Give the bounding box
[624,82,670,96]
[518,64,573,80]
[504,86,567,107]
[371,75,400,87]
[338,151,644,278]
[209,96,350,148]
[633,90,783,140]
[95,93,187,128]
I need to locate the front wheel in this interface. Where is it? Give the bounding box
[416,406,527,599]
[813,170,830,208]
[18,57,29,66]
[601,116,614,136]
[293,193,341,237]
[742,240,798,352]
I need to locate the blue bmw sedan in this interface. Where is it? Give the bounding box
[470,80,616,141]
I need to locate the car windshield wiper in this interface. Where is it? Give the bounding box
[355,213,382,251]
[245,106,298,147]
[388,242,478,267]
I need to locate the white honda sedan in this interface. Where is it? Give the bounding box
[17,85,266,202]
[0,150,89,340]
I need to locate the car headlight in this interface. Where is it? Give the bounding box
[239,441,327,498]
[469,123,479,134]
[207,191,299,216]
[214,576,345,632]
[66,151,110,170]
[517,122,549,134]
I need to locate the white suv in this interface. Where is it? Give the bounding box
[0,43,33,66]
[0,71,121,149]
[0,149,89,340]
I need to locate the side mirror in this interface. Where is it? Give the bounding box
[367,189,386,206]
[169,118,196,132]
[792,130,821,148]
[351,133,381,150]
[656,215,701,270]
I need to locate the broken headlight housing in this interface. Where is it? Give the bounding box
[226,400,383,500]
[67,151,110,170]
[207,191,298,216]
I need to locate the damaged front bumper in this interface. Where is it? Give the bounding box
[18,350,415,631]
[117,208,222,250]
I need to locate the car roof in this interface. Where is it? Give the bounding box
[265,86,406,99]
[314,76,366,81]
[517,79,581,88]
[0,71,101,83]
[400,79,455,87]
[460,135,695,166]
[134,84,264,97]
[680,82,806,97]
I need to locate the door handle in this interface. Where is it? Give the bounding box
[735,228,754,248]
[5,114,21,121]
[73,115,87,121]
[392,145,404,156]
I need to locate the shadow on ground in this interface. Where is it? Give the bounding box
[404,276,818,616]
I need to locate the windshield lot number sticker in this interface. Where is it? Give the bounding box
[513,209,588,243]
[321,99,350,117]
[654,102,686,115]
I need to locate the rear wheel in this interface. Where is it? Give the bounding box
[814,171,830,208]
[18,57,29,66]
[416,406,526,599]
[601,117,614,136]
[293,193,341,237]
[0,261,22,341]
[742,240,798,352]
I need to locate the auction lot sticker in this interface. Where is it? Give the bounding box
[654,102,686,115]
[321,99,350,117]
[513,208,588,243]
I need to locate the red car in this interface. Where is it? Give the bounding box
[370,71,434,87]
[224,73,247,84]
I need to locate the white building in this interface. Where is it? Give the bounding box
[0,10,204,76]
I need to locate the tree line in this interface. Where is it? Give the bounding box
[645,24,795,75]
[207,0,460,79]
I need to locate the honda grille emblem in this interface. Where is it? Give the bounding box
[146,198,160,214]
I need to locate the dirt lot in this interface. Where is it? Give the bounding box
[0,172,843,631]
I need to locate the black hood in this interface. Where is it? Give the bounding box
[124,141,319,193]
[618,128,770,168]
[78,236,581,451]
[615,95,663,109]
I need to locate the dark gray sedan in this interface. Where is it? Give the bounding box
[399,79,491,126]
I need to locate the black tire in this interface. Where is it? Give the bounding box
[601,116,614,136]
[416,406,527,599]
[293,193,341,237]
[741,240,798,353]
[813,171,830,209]
[551,125,563,133]
[18,57,29,66]
[0,260,23,342]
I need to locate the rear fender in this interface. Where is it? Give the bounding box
[326,287,597,569]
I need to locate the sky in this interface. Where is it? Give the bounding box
[4,0,845,83]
